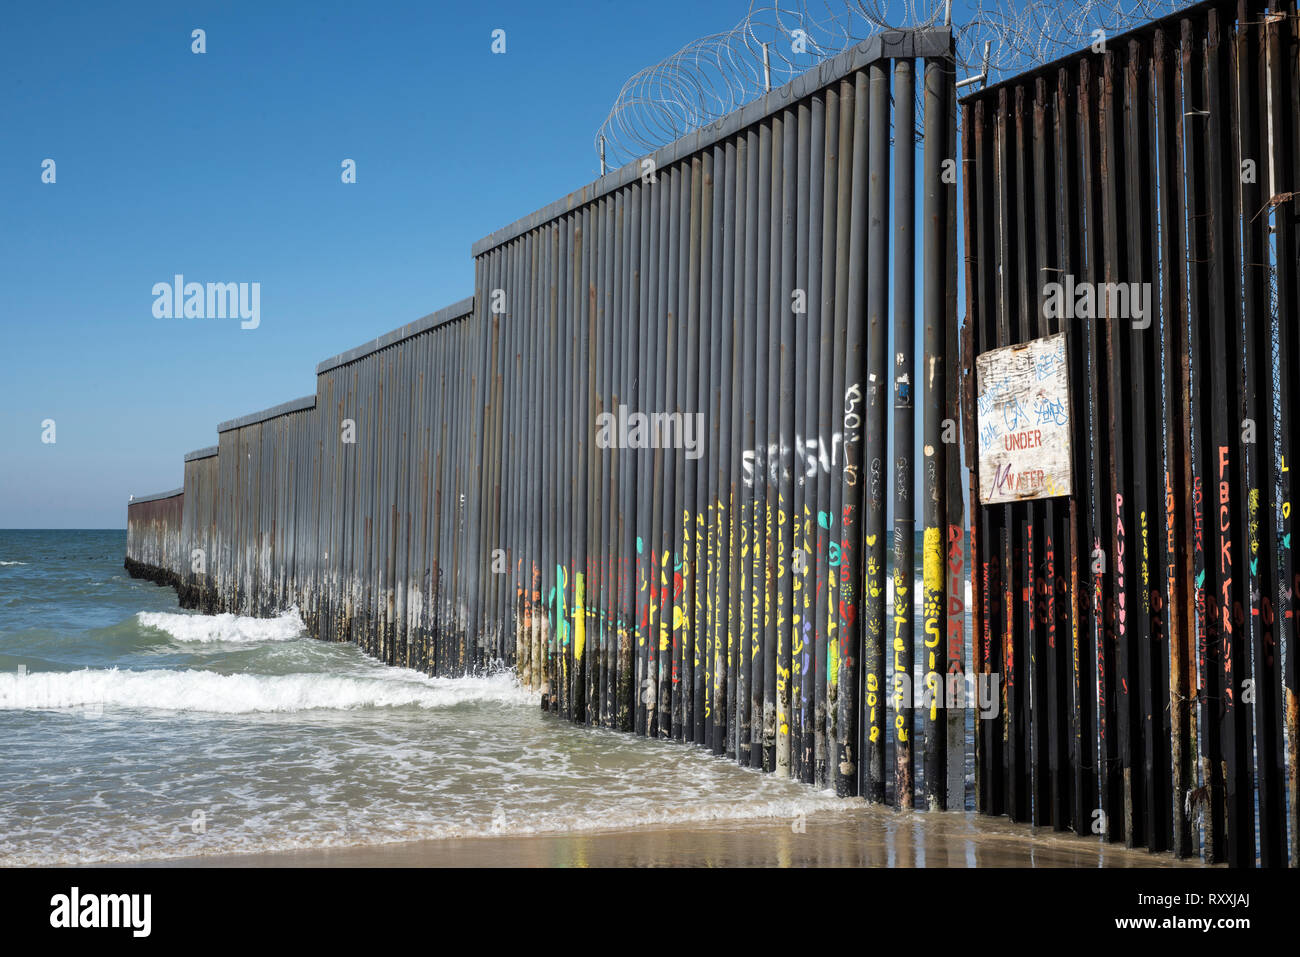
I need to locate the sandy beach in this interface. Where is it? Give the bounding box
[129,805,1205,868]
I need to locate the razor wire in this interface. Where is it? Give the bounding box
[595,0,1202,167]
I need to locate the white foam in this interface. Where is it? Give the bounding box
[458,793,844,841]
[0,667,533,714]
[136,607,306,644]
[0,561,27,566]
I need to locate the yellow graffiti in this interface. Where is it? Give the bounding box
[926,671,940,722]
[764,503,773,629]
[866,556,883,600]
[573,572,586,662]
[1249,488,1260,558]
[892,555,908,727]
[866,673,880,742]
[1140,509,1149,587]
[923,526,942,677]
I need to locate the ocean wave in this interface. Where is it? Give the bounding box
[136,607,305,644]
[0,667,533,714]
[0,561,28,566]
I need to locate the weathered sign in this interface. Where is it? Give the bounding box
[975,332,1072,504]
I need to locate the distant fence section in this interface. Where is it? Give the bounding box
[962,0,1299,866]
[133,299,480,676]
[124,488,184,584]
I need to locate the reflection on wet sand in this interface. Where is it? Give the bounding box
[141,805,1207,868]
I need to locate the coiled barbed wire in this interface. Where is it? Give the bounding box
[596,0,1200,167]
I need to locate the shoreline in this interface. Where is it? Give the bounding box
[110,806,1207,868]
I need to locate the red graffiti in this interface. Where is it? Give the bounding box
[839,599,856,628]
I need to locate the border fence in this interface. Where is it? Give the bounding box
[127,2,1299,866]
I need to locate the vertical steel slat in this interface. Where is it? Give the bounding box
[860,61,888,804]
[712,140,735,756]
[753,116,773,768]
[922,54,950,811]
[799,96,823,783]
[994,86,1027,822]
[776,106,797,776]
[665,163,684,740]
[1275,0,1300,868]
[1031,74,1066,830]
[694,150,713,748]
[1151,24,1196,857]
[942,43,966,817]
[1205,7,1255,865]
[1262,0,1300,870]
[827,75,854,794]
[1183,13,1226,861]
[814,83,839,789]
[726,132,746,761]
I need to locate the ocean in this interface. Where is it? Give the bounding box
[0,529,854,866]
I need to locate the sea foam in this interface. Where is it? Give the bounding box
[0,667,532,714]
[136,607,305,644]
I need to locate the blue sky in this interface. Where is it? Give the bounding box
[1,0,774,527]
[2,1,984,528]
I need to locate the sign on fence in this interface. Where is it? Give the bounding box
[975,333,1072,504]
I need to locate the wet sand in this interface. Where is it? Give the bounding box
[132,806,1206,868]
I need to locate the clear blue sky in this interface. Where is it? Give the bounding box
[0,0,773,527]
